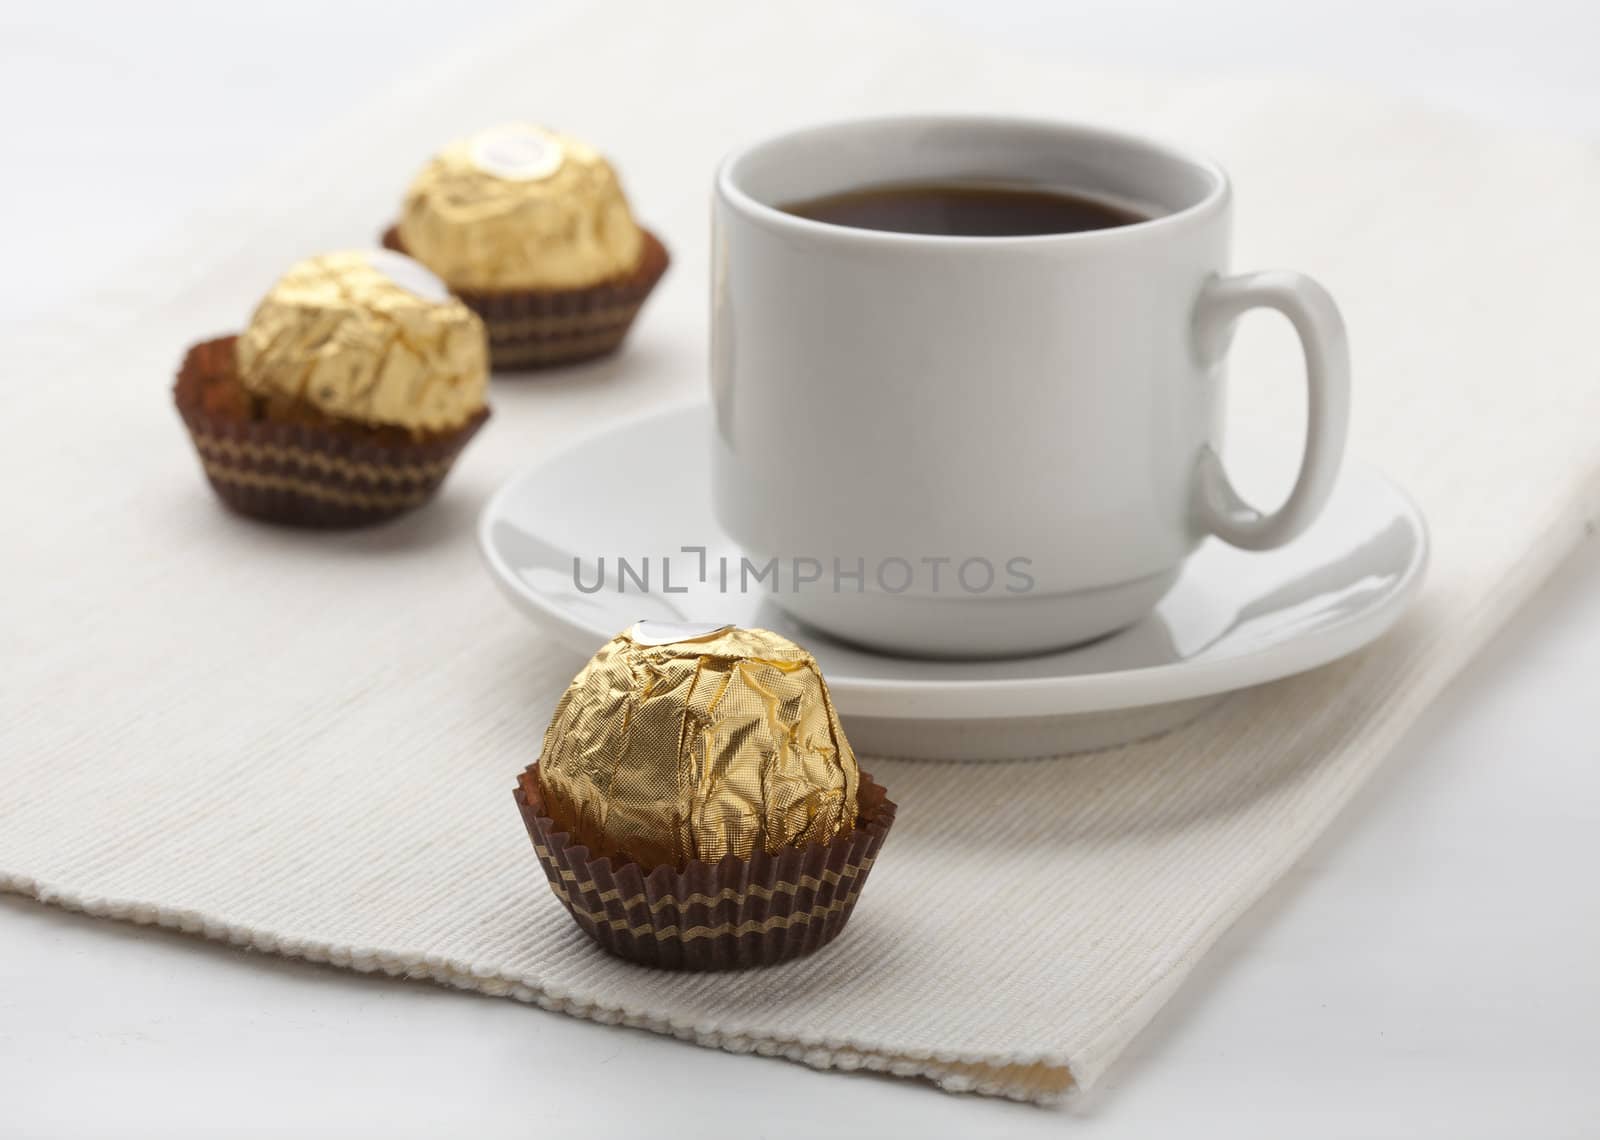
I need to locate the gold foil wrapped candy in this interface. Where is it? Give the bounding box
[536,623,861,870]
[517,622,894,969]
[236,250,489,434]
[173,249,490,528]
[398,124,646,291]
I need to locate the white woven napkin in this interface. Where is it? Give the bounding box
[3,4,1597,1105]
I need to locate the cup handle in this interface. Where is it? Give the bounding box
[1190,270,1351,551]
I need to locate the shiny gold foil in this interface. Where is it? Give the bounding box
[236,251,488,434]
[536,625,861,870]
[398,124,645,291]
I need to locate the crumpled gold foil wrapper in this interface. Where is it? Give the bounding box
[537,624,860,870]
[236,251,488,434]
[398,124,645,292]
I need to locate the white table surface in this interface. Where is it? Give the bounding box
[3,2,1598,1136]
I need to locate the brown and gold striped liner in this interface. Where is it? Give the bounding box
[382,225,669,372]
[173,336,489,528]
[516,765,896,971]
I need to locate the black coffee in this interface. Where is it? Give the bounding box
[781,181,1146,237]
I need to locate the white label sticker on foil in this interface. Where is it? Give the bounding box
[362,250,451,303]
[628,621,736,647]
[470,125,565,182]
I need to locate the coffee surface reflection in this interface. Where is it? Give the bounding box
[781,181,1147,236]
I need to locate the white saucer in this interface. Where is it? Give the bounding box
[479,405,1428,760]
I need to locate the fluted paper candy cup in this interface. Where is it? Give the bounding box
[516,764,895,970]
[173,336,488,528]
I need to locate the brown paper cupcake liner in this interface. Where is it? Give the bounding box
[382,224,670,372]
[173,336,489,528]
[516,765,895,971]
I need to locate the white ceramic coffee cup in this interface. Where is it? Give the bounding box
[711,115,1348,658]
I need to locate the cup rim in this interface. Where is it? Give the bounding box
[715,112,1231,249]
